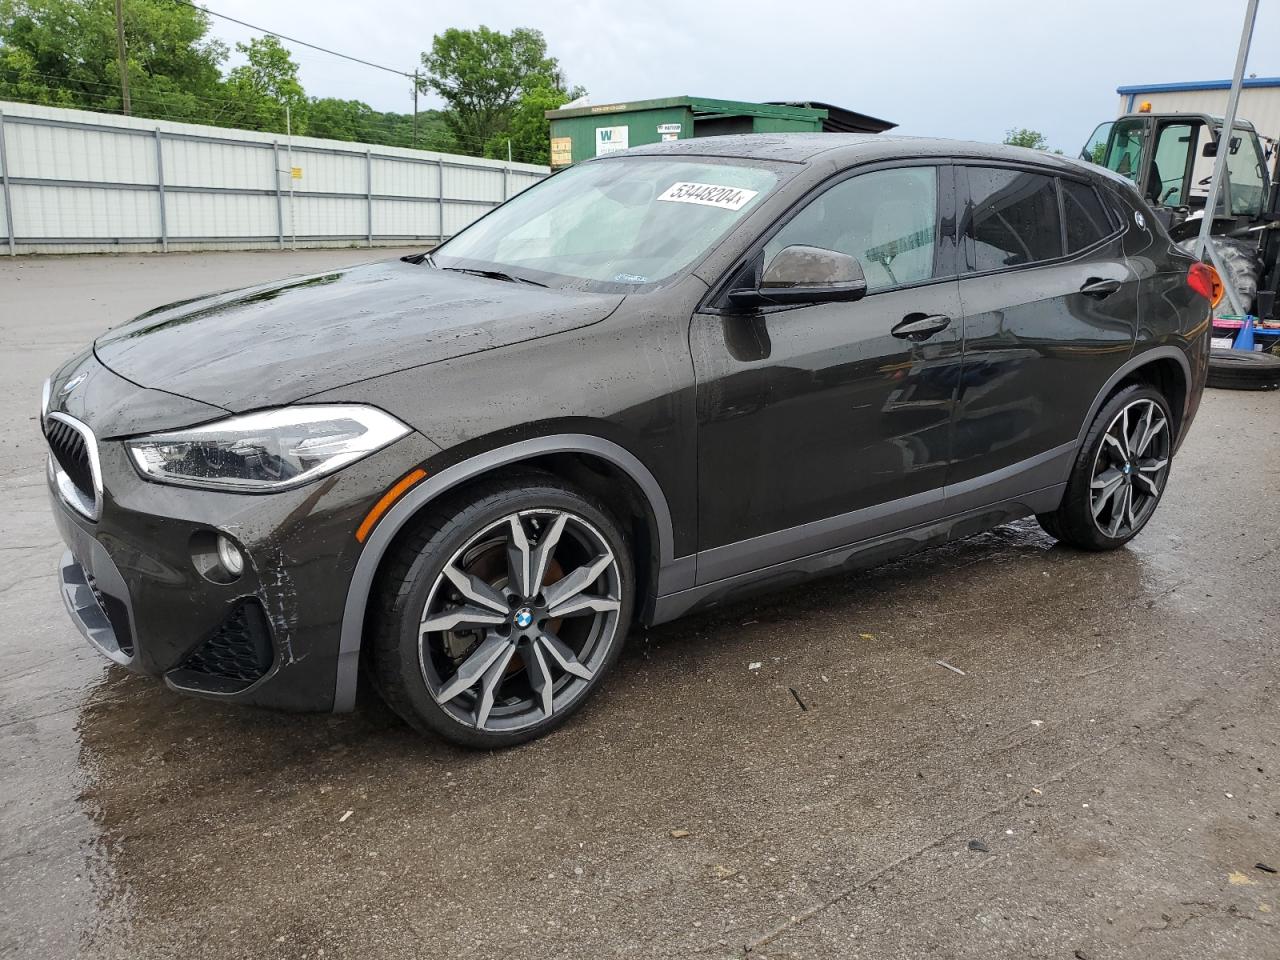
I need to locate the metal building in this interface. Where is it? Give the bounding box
[545,96,894,168]
[1117,77,1280,139]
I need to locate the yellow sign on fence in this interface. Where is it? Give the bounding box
[291,167,303,180]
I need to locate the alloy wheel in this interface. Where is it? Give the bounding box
[1089,397,1171,539]
[418,509,622,732]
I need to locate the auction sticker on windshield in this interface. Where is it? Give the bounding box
[657,182,760,211]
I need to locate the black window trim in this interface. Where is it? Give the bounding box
[954,159,1126,281]
[700,156,959,315]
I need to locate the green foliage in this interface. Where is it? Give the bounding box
[483,82,578,164]
[225,35,306,133]
[1003,127,1050,151]
[422,26,574,156]
[0,3,566,162]
[0,0,226,119]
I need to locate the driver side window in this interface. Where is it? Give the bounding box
[763,167,939,293]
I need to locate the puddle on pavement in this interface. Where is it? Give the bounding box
[10,512,1210,956]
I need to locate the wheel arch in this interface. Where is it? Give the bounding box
[333,434,690,712]
[1077,347,1192,446]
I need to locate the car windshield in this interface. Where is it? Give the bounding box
[429,157,779,291]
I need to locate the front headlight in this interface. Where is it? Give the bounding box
[126,405,411,492]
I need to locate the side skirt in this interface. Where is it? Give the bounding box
[648,483,1065,625]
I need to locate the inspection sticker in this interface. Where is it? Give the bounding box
[657,182,759,211]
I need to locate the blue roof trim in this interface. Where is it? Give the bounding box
[1117,77,1280,95]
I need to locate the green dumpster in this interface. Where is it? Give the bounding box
[546,96,895,168]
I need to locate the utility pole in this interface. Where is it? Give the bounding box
[412,70,419,148]
[114,0,130,115]
[286,103,296,251]
[1194,0,1258,320]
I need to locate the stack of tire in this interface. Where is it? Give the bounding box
[1208,348,1280,390]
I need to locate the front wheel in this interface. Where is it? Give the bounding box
[369,475,634,748]
[1037,384,1174,551]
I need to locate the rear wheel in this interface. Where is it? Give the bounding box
[370,476,634,748]
[1036,385,1173,551]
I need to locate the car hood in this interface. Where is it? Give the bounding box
[94,259,624,412]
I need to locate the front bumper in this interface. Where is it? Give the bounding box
[46,388,439,712]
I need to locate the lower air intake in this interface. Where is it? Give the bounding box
[177,600,274,684]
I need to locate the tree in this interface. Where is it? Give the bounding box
[306,97,374,142]
[0,0,226,120]
[1003,127,1050,151]
[421,26,570,154]
[0,3,563,158]
[225,35,305,133]
[483,82,578,164]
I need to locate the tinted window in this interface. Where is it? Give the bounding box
[764,167,938,292]
[1061,180,1112,252]
[965,167,1062,271]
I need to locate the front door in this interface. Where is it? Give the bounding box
[691,163,964,583]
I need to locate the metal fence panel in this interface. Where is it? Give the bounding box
[167,190,277,240]
[14,183,160,239]
[0,100,549,255]
[10,121,157,184]
[162,137,272,191]
[372,198,439,239]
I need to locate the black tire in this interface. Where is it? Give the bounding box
[1206,348,1280,391]
[1036,384,1174,551]
[369,474,634,749]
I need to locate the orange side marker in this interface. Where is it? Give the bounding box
[355,468,427,543]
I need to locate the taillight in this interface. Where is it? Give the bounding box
[1187,261,1224,308]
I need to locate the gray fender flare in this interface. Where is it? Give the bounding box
[332,433,688,712]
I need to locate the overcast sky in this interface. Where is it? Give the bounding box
[209,0,1279,153]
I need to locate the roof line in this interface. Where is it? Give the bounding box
[1117,77,1280,94]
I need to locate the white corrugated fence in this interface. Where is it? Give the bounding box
[0,100,549,256]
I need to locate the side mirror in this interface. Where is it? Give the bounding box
[728,245,868,307]
[1203,136,1242,158]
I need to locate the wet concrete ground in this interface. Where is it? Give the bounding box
[2,250,1278,960]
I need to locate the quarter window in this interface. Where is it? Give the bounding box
[763,167,939,292]
[964,167,1063,271]
[1061,180,1112,252]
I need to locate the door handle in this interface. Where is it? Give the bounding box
[891,313,952,341]
[1080,277,1123,298]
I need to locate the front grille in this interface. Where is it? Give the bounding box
[85,571,135,656]
[178,600,274,683]
[45,416,96,506]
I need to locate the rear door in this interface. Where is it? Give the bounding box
[949,164,1138,500]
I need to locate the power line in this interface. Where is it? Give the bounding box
[169,0,416,78]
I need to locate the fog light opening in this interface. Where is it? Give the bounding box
[190,530,246,584]
[216,534,245,577]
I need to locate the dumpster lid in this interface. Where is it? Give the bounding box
[768,101,896,134]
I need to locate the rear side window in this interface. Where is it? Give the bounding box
[1061,180,1113,252]
[964,167,1062,271]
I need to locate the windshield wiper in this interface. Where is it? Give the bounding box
[438,266,546,287]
